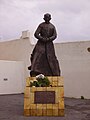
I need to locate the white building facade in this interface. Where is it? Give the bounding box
[0,32,90,98]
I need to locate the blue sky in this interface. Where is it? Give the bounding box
[0,0,90,43]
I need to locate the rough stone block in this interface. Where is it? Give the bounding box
[58,98,64,109]
[58,109,64,116]
[24,76,64,116]
[24,109,30,116]
[42,109,47,116]
[47,109,53,116]
[24,87,30,98]
[53,109,58,116]
[30,109,37,116]
[30,104,37,109]
[24,98,30,109]
[36,109,42,116]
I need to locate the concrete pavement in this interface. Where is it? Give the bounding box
[0,94,90,120]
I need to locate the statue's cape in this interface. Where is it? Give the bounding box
[30,40,60,76]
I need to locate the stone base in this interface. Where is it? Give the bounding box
[24,76,64,116]
[24,109,64,116]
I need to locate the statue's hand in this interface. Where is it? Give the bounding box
[46,38,50,41]
[41,38,47,42]
[40,37,50,42]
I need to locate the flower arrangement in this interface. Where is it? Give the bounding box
[30,74,50,87]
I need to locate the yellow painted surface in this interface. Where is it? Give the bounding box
[30,87,37,93]
[30,109,37,116]
[53,109,58,116]
[58,76,64,86]
[36,109,43,116]
[30,104,37,109]
[47,109,53,116]
[42,109,47,116]
[47,104,53,109]
[24,76,64,116]
[24,98,30,109]
[58,109,64,116]
[24,87,30,98]
[59,99,64,109]
[24,109,30,116]
[26,76,64,87]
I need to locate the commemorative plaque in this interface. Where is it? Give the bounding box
[34,91,55,104]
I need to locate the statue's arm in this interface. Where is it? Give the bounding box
[34,25,46,42]
[49,27,57,41]
[34,25,43,40]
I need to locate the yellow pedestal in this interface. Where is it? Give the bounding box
[24,76,64,116]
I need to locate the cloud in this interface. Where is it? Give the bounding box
[0,0,90,42]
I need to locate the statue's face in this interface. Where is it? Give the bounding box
[44,14,51,23]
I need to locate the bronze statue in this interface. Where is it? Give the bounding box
[28,13,61,76]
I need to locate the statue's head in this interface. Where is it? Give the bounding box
[43,13,51,23]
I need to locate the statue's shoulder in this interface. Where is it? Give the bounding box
[50,23,55,28]
[38,22,45,27]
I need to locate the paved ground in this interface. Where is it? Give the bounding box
[0,94,90,120]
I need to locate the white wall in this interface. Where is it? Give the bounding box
[0,60,25,94]
[0,38,33,77]
[0,38,90,98]
[55,41,90,99]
